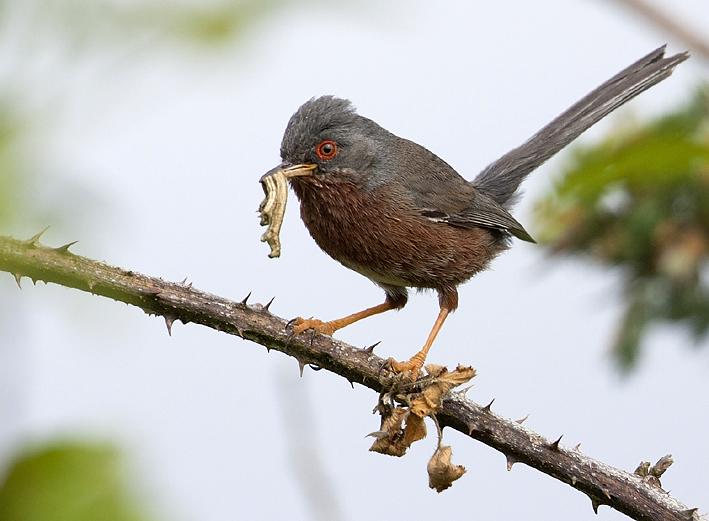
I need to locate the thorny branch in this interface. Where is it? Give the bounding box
[0,231,704,521]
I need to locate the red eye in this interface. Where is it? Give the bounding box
[316,140,338,160]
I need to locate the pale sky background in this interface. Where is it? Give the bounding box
[1,1,708,520]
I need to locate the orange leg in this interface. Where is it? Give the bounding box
[389,305,451,373]
[292,299,401,337]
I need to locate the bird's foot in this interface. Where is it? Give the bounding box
[288,317,339,337]
[386,351,427,374]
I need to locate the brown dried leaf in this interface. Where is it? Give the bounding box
[423,364,447,377]
[368,405,429,456]
[369,407,409,457]
[411,365,477,417]
[380,405,406,433]
[435,365,477,392]
[403,412,427,445]
[371,365,476,457]
[428,445,466,493]
[410,388,441,418]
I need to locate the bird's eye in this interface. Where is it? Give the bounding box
[316,140,338,160]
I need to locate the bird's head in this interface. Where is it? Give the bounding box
[263,96,393,186]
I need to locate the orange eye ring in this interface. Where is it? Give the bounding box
[316,140,338,160]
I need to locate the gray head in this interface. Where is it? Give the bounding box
[279,96,393,178]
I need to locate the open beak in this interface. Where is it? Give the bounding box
[260,163,316,182]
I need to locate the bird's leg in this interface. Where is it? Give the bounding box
[291,291,407,337]
[388,305,451,373]
[389,286,458,373]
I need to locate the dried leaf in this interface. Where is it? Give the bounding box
[428,445,466,492]
[423,364,447,377]
[410,365,477,417]
[410,388,440,417]
[369,407,409,457]
[434,365,477,392]
[403,413,427,445]
[371,364,476,457]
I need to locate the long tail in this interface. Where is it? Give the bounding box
[472,45,689,205]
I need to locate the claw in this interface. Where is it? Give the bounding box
[284,317,303,347]
[288,317,338,337]
[286,316,300,328]
[387,351,426,374]
[378,359,393,379]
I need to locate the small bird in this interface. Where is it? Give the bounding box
[264,46,687,373]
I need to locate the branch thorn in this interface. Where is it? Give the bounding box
[548,435,563,451]
[505,454,518,471]
[25,226,50,245]
[364,341,381,353]
[591,497,602,514]
[53,240,78,253]
[240,292,252,306]
[164,315,177,336]
[264,296,275,312]
[483,399,495,412]
[298,360,306,377]
[515,414,529,424]
[457,384,474,397]
[13,273,22,289]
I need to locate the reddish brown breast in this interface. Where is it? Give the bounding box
[289,174,509,290]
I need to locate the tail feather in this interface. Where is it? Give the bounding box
[472,46,689,205]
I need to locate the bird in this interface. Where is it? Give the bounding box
[263,46,687,373]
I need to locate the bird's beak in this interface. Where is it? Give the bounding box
[260,163,316,182]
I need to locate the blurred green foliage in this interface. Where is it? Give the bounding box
[534,87,709,370]
[0,0,293,234]
[0,110,23,229]
[0,1,295,517]
[39,0,291,48]
[0,442,150,521]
